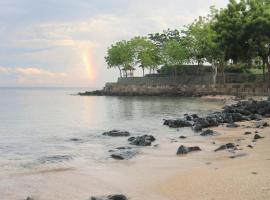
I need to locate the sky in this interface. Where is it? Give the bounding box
[0,0,228,88]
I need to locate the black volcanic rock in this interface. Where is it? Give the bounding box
[128,135,156,146]
[176,145,201,155]
[200,129,215,136]
[214,143,236,152]
[90,194,128,200]
[254,134,264,140]
[103,130,130,137]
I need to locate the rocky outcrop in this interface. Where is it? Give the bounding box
[103,130,130,137]
[164,100,270,132]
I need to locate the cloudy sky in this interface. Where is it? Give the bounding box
[0,0,228,88]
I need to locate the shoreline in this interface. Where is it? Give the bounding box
[2,98,270,200]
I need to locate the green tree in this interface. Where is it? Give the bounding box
[244,0,270,79]
[162,40,188,76]
[130,37,161,76]
[148,29,181,48]
[105,40,134,78]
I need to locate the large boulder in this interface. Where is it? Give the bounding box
[128,135,156,146]
[90,194,128,200]
[176,145,201,155]
[103,130,130,137]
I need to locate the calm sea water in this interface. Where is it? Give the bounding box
[0,87,223,175]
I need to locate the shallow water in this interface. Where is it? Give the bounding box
[0,88,224,199]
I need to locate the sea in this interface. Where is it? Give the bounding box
[0,87,224,199]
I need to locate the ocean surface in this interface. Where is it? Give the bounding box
[0,87,224,176]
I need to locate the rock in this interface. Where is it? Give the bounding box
[90,194,128,200]
[115,146,132,150]
[229,153,248,159]
[179,136,187,139]
[163,118,192,128]
[255,121,269,128]
[26,197,34,200]
[129,135,156,146]
[249,114,262,120]
[103,130,130,137]
[192,124,203,132]
[247,145,253,148]
[214,143,236,152]
[163,100,270,132]
[244,131,252,135]
[194,118,210,128]
[111,150,137,160]
[176,145,201,155]
[254,134,264,140]
[200,129,215,136]
[69,138,82,142]
[226,123,239,128]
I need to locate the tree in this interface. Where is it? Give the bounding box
[148,29,181,48]
[182,15,218,65]
[162,40,188,76]
[213,0,248,64]
[130,37,161,76]
[105,40,134,78]
[244,0,270,80]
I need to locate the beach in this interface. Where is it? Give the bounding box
[157,119,270,200]
[2,118,270,200]
[0,88,270,200]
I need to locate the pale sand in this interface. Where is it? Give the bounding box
[1,120,270,200]
[156,120,270,200]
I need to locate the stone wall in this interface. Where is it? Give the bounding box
[117,73,267,86]
[117,74,214,85]
[104,82,270,97]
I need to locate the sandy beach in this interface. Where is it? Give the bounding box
[157,119,270,200]
[1,118,269,200]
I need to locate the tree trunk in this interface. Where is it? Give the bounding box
[118,66,122,78]
[174,66,177,77]
[212,63,217,86]
[267,59,270,85]
[142,67,145,77]
[262,60,266,82]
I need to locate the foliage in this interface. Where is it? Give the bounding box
[105,0,270,79]
[105,40,134,77]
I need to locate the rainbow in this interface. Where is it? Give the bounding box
[81,48,95,80]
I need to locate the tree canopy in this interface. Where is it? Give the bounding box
[105,0,270,80]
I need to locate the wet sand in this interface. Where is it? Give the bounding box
[1,120,270,200]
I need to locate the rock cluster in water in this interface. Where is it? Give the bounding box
[164,100,270,131]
